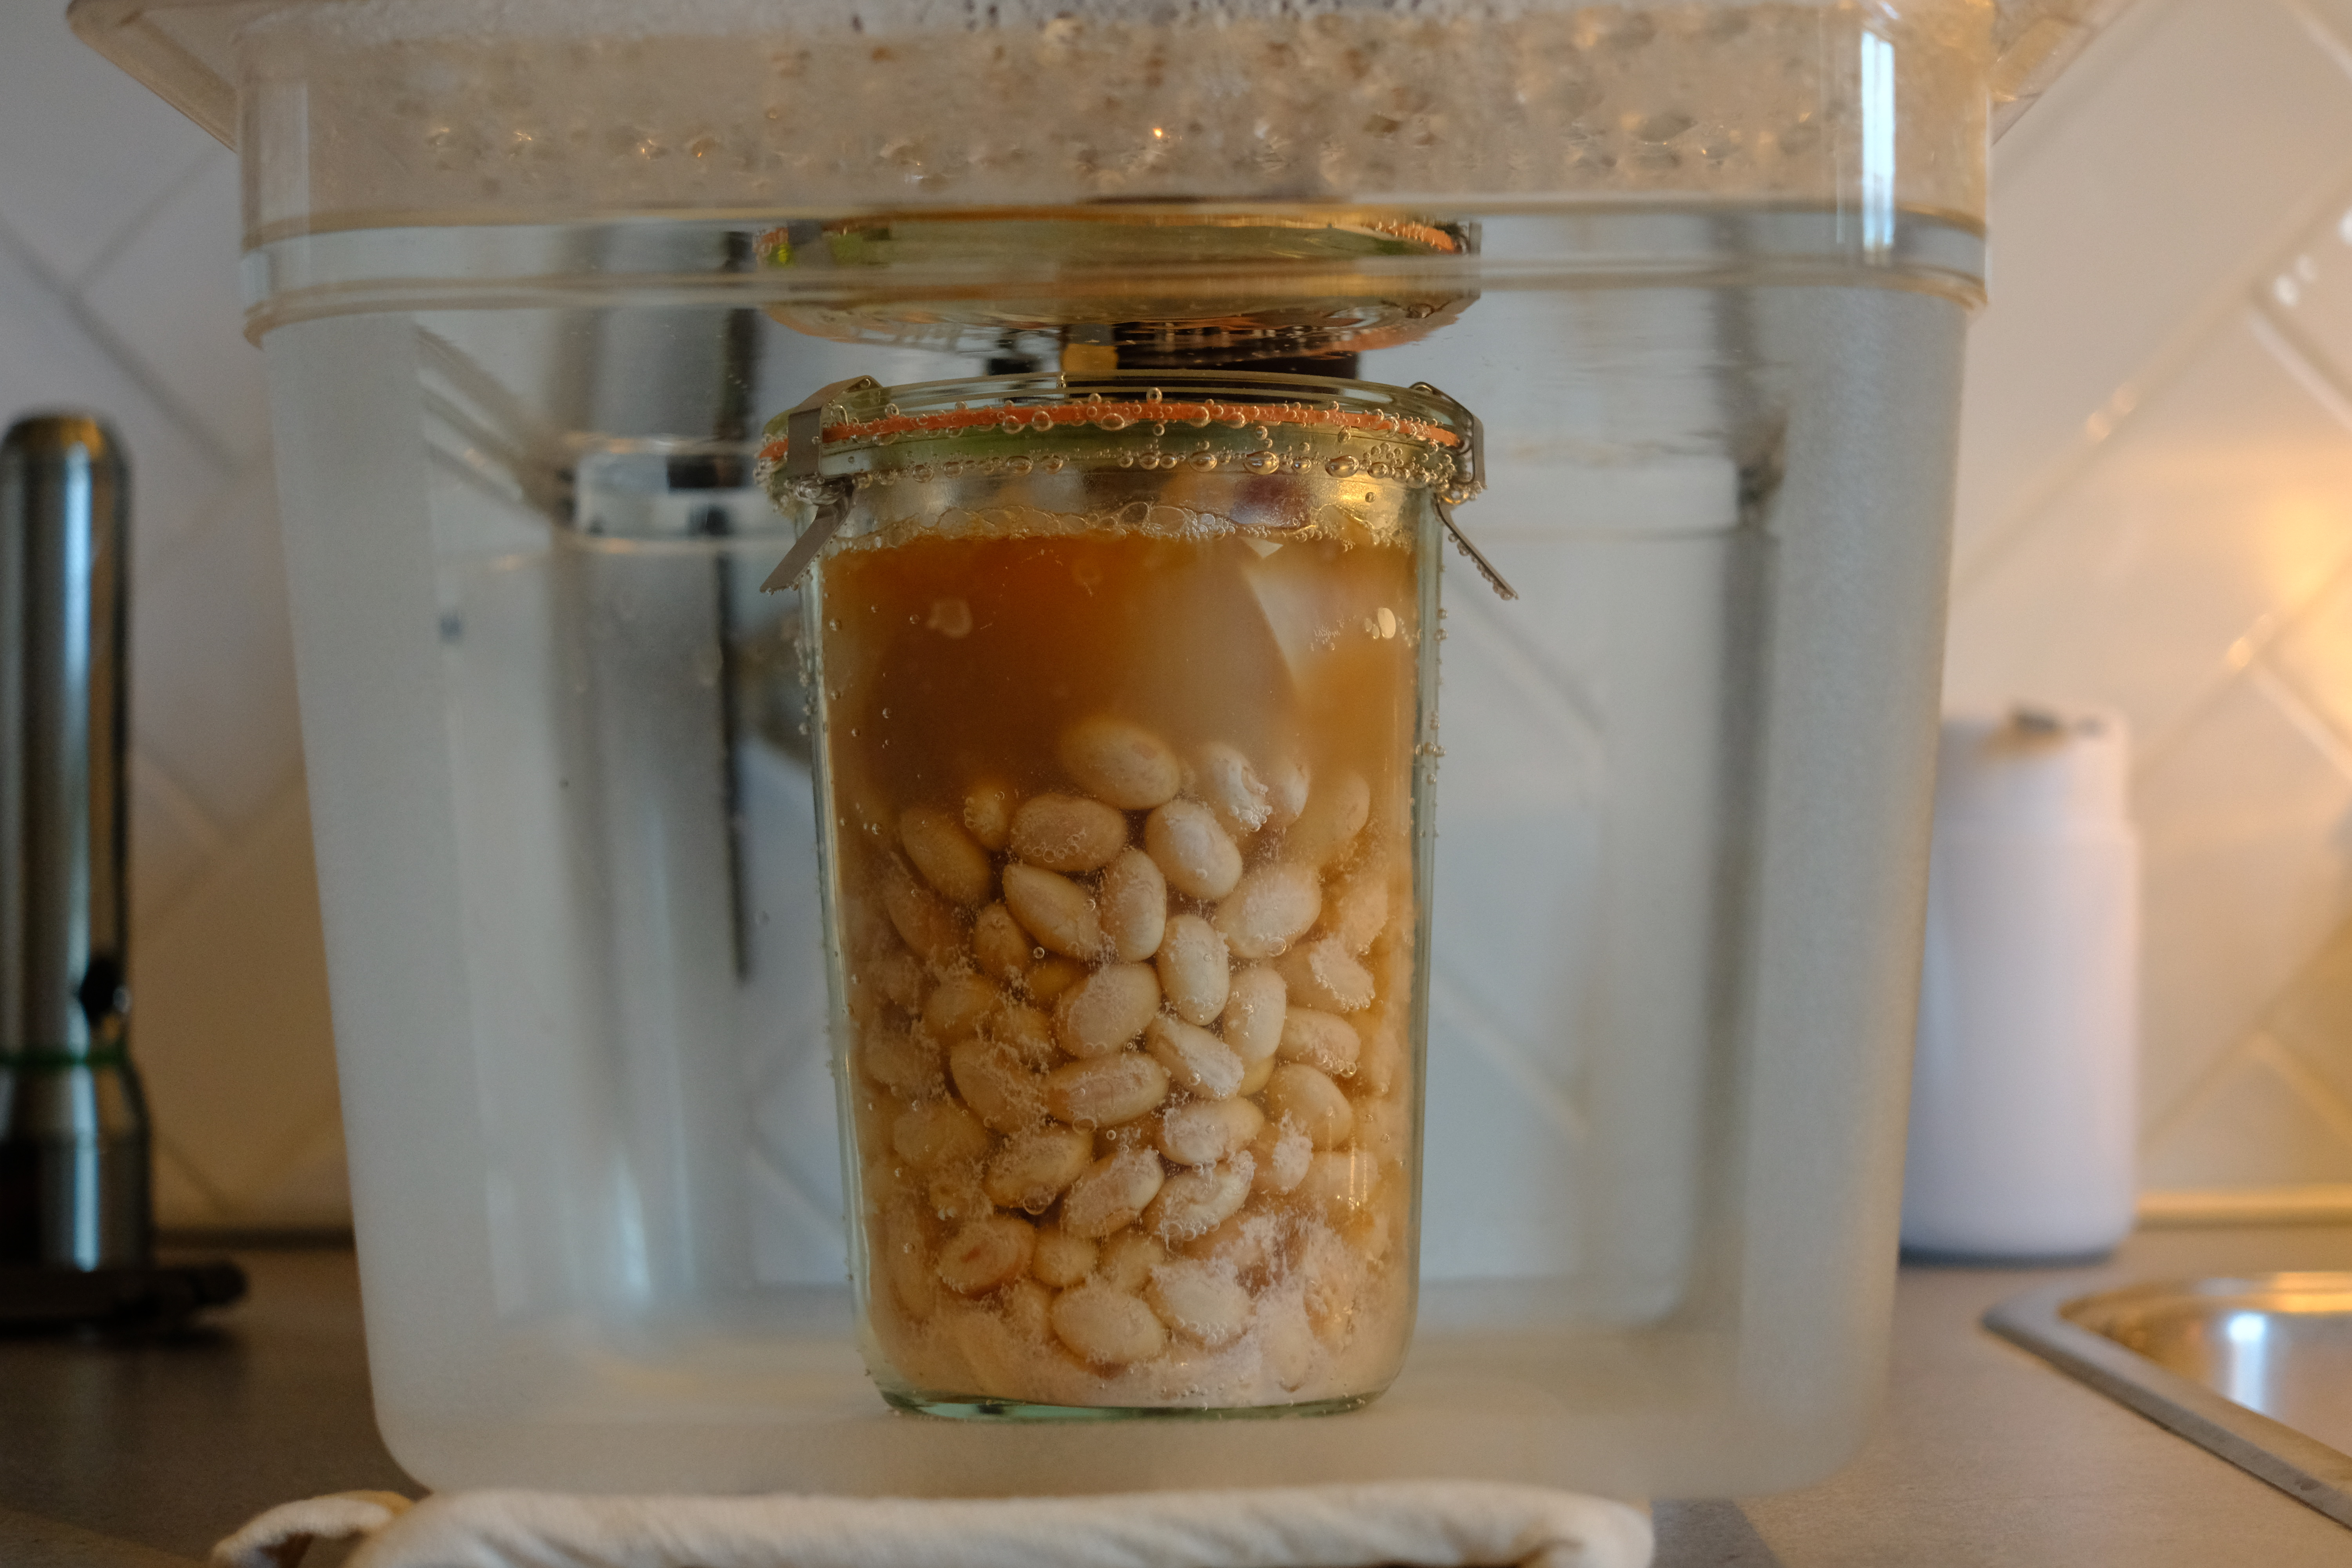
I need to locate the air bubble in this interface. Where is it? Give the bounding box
[1186,452,1218,471]
[1100,413,1130,431]
[1243,450,1281,475]
[1327,456,1362,478]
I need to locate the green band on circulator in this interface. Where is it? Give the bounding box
[0,1046,131,1073]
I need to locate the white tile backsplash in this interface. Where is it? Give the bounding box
[132,459,305,834]
[2131,669,2352,1122]
[2142,1033,2352,1189]
[1,5,318,1230]
[0,3,215,283]
[1953,0,2352,575]
[0,225,231,554]
[1951,0,2352,1199]
[132,779,341,1218]
[7,0,2352,1231]
[82,151,270,463]
[1947,307,2352,753]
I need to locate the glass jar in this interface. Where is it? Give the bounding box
[769,372,1463,1412]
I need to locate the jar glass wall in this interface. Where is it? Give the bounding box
[789,375,1452,1412]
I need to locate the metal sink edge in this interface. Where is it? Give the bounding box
[1986,1278,2352,1530]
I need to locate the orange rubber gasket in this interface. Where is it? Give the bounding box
[756,397,1462,468]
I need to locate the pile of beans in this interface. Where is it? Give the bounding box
[837,713,1417,1408]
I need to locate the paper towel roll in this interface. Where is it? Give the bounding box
[1899,706,2139,1260]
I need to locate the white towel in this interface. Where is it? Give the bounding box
[211,1483,1653,1568]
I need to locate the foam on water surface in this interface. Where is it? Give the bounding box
[240,0,1995,236]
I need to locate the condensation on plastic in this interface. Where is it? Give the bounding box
[73,0,2129,244]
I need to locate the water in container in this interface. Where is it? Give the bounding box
[75,0,2131,1499]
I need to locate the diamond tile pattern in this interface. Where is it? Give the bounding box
[1952,0,2352,575]
[13,0,2352,1236]
[0,9,317,1230]
[1950,0,2352,1198]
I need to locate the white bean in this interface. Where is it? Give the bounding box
[1158,1097,1265,1167]
[1002,1275,1053,1339]
[1299,1222,1367,1341]
[1282,769,1370,870]
[882,1205,937,1319]
[962,777,1018,852]
[1051,1283,1167,1366]
[1214,862,1321,960]
[1146,1259,1252,1348]
[1237,1054,1276,1097]
[1296,1149,1378,1216]
[1221,965,1287,1064]
[1276,1006,1362,1076]
[1058,716,1181,810]
[1326,864,1392,955]
[1144,1153,1255,1242]
[1026,956,1085,1003]
[1250,1122,1313,1195]
[900,806,995,907]
[1352,1006,1408,1097]
[1030,1225,1097,1288]
[949,1037,1045,1134]
[927,1166,989,1224]
[1261,1063,1354,1149]
[923,973,1002,1045]
[1187,742,1272,837]
[1060,1147,1166,1238]
[1352,1092,1411,1169]
[1054,963,1161,1058]
[984,1125,1094,1212]
[1183,1209,1283,1282]
[1155,914,1230,1026]
[991,1003,1059,1071]
[1097,1229,1170,1292]
[937,1213,1035,1296]
[1010,793,1128,873]
[1275,937,1376,1015]
[1257,1290,1318,1390]
[973,903,1033,985]
[869,950,926,1013]
[1045,1053,1172,1128]
[1144,1015,1243,1100]
[892,1100,992,1169]
[1143,799,1243,900]
[1343,1197,1401,1266]
[1263,755,1310,831]
[1002,863,1103,961]
[879,855,965,967]
[1100,848,1168,962]
[857,1021,938,1099]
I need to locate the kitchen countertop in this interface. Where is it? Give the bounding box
[8,1228,2352,1566]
